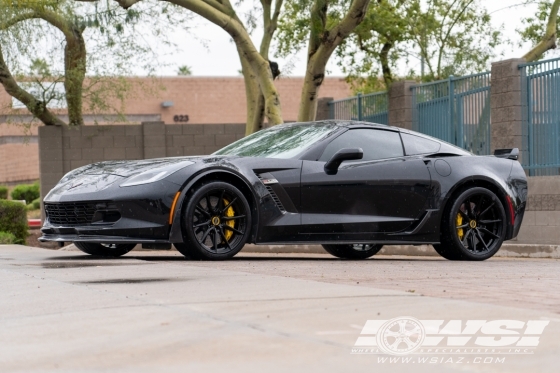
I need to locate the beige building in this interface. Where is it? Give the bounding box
[0,77,350,184]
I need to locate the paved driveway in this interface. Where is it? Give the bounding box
[1,245,559,372]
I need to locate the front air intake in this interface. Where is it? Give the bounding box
[44,202,97,226]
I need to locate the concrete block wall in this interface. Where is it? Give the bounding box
[388,80,415,130]
[490,58,525,154]
[38,122,245,201]
[516,176,560,244]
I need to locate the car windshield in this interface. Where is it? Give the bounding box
[213,123,339,159]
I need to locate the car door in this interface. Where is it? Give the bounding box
[300,128,432,235]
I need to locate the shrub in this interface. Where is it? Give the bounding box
[0,200,28,244]
[0,186,8,199]
[11,182,40,204]
[26,198,41,211]
[0,231,17,245]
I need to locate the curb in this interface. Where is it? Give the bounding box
[241,243,560,259]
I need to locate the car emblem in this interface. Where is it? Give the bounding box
[261,178,278,185]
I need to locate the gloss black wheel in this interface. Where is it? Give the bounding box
[73,242,136,257]
[322,244,383,259]
[182,182,251,260]
[439,187,506,261]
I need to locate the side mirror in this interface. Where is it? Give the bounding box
[324,148,363,175]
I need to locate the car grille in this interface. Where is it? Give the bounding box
[44,202,97,226]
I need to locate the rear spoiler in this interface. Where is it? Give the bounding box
[494,148,519,160]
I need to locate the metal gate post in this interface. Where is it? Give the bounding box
[357,93,363,121]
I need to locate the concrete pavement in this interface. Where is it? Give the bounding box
[1,245,559,372]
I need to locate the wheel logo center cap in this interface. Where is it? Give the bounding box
[211,216,221,226]
[469,220,477,228]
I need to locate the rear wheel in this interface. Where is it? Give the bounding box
[181,182,251,260]
[322,244,383,259]
[74,242,136,257]
[438,187,506,261]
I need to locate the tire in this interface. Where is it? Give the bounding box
[74,242,136,257]
[322,244,383,259]
[438,187,506,261]
[181,181,251,260]
[173,243,203,260]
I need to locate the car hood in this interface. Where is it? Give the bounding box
[47,157,203,197]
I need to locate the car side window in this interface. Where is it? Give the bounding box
[401,133,441,155]
[319,129,404,162]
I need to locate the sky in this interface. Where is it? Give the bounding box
[153,0,544,78]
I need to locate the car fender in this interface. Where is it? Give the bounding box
[167,168,258,243]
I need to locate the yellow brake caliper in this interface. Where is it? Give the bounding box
[223,199,235,241]
[456,213,464,240]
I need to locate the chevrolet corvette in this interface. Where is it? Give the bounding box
[40,121,527,261]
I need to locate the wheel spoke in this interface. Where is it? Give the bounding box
[200,226,213,243]
[478,202,495,218]
[465,197,474,218]
[213,229,219,251]
[469,229,477,251]
[223,225,243,235]
[479,219,501,224]
[462,229,473,246]
[456,223,470,229]
[193,221,210,228]
[221,214,245,221]
[475,194,485,216]
[205,194,212,212]
[475,229,490,252]
[218,228,231,250]
[195,205,210,217]
[458,208,469,220]
[479,227,500,239]
[221,197,238,213]
[218,189,225,211]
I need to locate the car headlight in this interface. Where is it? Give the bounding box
[120,161,194,187]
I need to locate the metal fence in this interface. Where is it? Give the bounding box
[411,72,492,155]
[520,58,560,176]
[328,91,388,124]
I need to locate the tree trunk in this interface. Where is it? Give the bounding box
[63,24,86,126]
[298,0,371,122]
[298,53,327,122]
[166,0,284,126]
[0,44,65,126]
[523,0,560,62]
[239,52,265,135]
[379,42,393,89]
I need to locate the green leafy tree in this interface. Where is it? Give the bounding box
[519,0,560,61]
[333,0,503,93]
[88,0,368,130]
[97,0,286,130]
[276,0,371,121]
[0,0,190,127]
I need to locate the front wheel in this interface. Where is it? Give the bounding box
[438,187,506,261]
[322,244,383,259]
[74,242,136,257]
[182,181,251,260]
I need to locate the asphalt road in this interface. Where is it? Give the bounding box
[1,245,559,373]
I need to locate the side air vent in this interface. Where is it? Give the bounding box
[256,173,286,213]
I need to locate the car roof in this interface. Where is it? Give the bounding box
[293,120,399,131]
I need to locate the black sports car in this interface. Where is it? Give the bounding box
[40,121,527,261]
